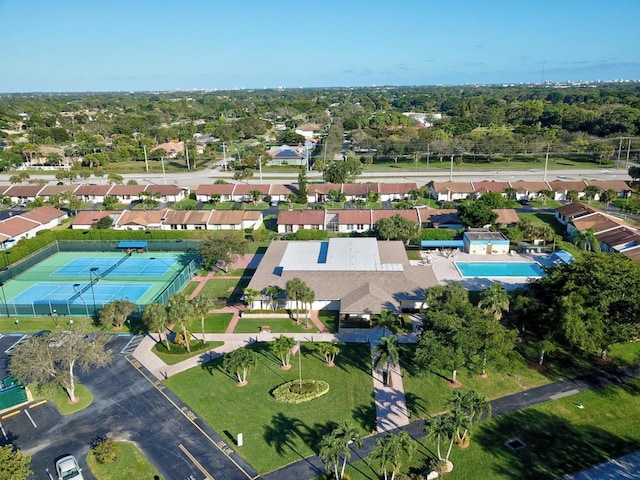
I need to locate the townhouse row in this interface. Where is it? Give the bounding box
[0,179,632,206]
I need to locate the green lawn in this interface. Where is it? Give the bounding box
[31,383,93,415]
[188,312,234,333]
[198,278,249,307]
[87,441,162,480]
[0,316,94,333]
[233,317,318,334]
[152,340,224,365]
[339,377,640,480]
[164,342,375,474]
[318,312,339,333]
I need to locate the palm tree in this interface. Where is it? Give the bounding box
[190,295,214,342]
[285,278,305,324]
[572,228,600,252]
[565,189,579,202]
[319,430,343,480]
[166,293,195,353]
[142,302,170,350]
[320,343,340,366]
[424,413,457,471]
[243,288,260,312]
[584,185,600,204]
[377,309,397,336]
[264,285,283,311]
[599,189,617,209]
[269,335,295,369]
[319,422,363,480]
[299,285,315,328]
[373,335,399,387]
[537,189,553,205]
[370,431,417,480]
[446,390,491,446]
[478,283,509,321]
[249,189,263,205]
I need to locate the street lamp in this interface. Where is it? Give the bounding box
[89,267,100,318]
[0,281,9,317]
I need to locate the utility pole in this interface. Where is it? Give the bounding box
[449,154,454,181]
[426,143,430,171]
[185,142,190,170]
[617,137,623,168]
[258,155,263,184]
[544,144,550,182]
[626,138,632,168]
[161,156,166,185]
[222,142,227,171]
[143,145,149,173]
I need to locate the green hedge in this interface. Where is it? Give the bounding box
[294,229,328,240]
[271,380,330,403]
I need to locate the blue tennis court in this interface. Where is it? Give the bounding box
[11,282,152,305]
[52,257,176,277]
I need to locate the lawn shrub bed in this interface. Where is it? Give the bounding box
[272,380,329,403]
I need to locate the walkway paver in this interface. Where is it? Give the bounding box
[371,342,410,432]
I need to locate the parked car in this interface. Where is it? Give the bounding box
[56,455,84,480]
[517,199,530,205]
[270,200,279,207]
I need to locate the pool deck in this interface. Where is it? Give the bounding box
[418,250,550,291]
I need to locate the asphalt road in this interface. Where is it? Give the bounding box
[0,334,259,480]
[0,166,633,188]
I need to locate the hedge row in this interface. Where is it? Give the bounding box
[271,380,330,403]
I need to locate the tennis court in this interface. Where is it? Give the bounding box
[1,251,196,317]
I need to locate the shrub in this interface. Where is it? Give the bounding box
[295,229,328,240]
[272,380,329,403]
[90,435,118,464]
[174,330,192,347]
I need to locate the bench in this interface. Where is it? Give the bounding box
[260,326,271,333]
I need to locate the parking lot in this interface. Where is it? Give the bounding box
[0,333,259,480]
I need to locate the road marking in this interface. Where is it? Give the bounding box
[178,443,215,480]
[125,356,254,480]
[120,335,143,354]
[4,334,29,354]
[1,410,21,419]
[0,420,7,440]
[550,388,579,400]
[29,400,47,408]
[24,409,37,428]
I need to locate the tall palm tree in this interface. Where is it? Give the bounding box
[166,293,195,353]
[370,431,417,480]
[285,278,305,324]
[269,335,296,369]
[142,302,170,350]
[377,309,397,336]
[424,413,456,467]
[446,390,491,445]
[264,285,283,311]
[299,285,315,328]
[243,288,260,312]
[190,295,214,342]
[318,422,363,480]
[478,283,509,321]
[320,343,340,366]
[373,335,399,387]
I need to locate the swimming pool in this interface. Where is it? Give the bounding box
[455,262,544,278]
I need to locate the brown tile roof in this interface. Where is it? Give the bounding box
[72,211,120,226]
[270,184,298,196]
[277,210,325,225]
[378,182,418,194]
[39,184,79,196]
[418,209,460,226]
[572,212,625,233]
[549,180,588,192]
[308,183,341,195]
[195,184,236,196]
[342,183,378,195]
[493,208,519,225]
[328,210,372,225]
[116,209,167,227]
[621,246,640,260]
[208,210,263,225]
[144,184,184,195]
[0,216,39,237]
[372,210,420,223]
[5,185,46,197]
[108,185,145,196]
[163,210,212,225]
[583,179,632,192]
[510,180,552,194]
[595,227,640,248]
[234,184,270,195]
[20,206,66,224]
[473,180,511,193]
[75,184,111,196]
[432,181,475,194]
[0,185,10,195]
[556,202,597,217]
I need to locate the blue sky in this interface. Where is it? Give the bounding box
[2,0,639,92]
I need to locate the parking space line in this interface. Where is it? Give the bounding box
[125,356,255,480]
[24,409,37,428]
[1,410,21,419]
[29,400,47,408]
[178,443,214,480]
[4,334,29,354]
[0,420,7,440]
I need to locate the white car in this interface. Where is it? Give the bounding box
[56,455,84,480]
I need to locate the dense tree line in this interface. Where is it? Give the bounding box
[1,83,639,172]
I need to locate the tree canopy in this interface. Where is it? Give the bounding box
[197,232,247,271]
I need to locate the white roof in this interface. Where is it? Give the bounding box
[278,237,403,272]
